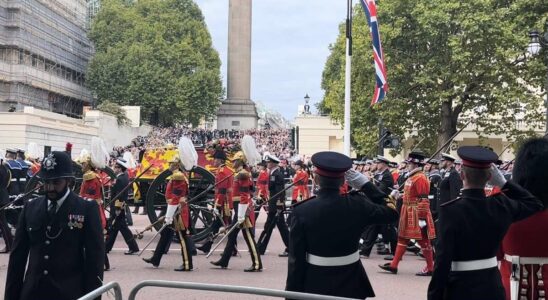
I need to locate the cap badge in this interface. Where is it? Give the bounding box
[43,153,57,171]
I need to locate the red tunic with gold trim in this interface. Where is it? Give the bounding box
[215,165,234,219]
[292,170,309,201]
[165,171,190,230]
[233,168,256,227]
[398,169,436,240]
[79,171,107,229]
[256,169,269,200]
[500,210,548,300]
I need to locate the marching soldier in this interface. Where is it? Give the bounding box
[255,160,269,220]
[291,160,309,203]
[197,149,233,253]
[0,155,13,253]
[380,151,436,276]
[438,153,463,209]
[427,159,442,220]
[257,154,290,256]
[286,151,399,299]
[4,149,22,196]
[5,151,104,300]
[143,156,193,271]
[105,158,140,255]
[428,146,543,300]
[211,151,262,272]
[16,149,29,192]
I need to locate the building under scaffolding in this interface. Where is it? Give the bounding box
[0,0,93,118]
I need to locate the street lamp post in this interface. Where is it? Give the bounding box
[528,20,548,133]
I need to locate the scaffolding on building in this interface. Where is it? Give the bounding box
[0,0,93,118]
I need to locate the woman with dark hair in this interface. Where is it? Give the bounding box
[500,137,548,300]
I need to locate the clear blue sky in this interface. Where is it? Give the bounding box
[195,0,347,121]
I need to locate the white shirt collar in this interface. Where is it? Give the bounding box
[48,188,70,212]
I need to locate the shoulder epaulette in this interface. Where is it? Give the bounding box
[292,195,317,208]
[440,197,461,207]
[83,171,97,181]
[171,171,186,181]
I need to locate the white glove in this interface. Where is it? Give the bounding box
[390,189,401,200]
[488,164,507,187]
[165,204,178,225]
[418,220,427,228]
[344,169,370,190]
[238,203,248,223]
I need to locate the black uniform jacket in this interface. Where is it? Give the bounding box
[5,191,104,300]
[374,168,394,195]
[268,167,285,210]
[428,170,442,219]
[112,172,129,203]
[286,182,399,299]
[427,181,543,300]
[438,167,462,208]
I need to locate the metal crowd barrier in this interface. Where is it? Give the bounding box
[78,281,123,300]
[128,280,360,300]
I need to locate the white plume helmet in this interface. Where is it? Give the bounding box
[178,136,198,171]
[123,151,137,169]
[90,137,109,169]
[27,142,42,159]
[241,135,262,166]
[78,148,89,161]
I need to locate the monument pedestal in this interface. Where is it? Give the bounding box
[216,99,258,130]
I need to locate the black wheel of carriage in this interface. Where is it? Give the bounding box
[145,166,216,242]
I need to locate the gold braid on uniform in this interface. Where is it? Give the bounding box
[385,196,397,210]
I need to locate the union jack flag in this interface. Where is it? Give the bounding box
[360,0,388,106]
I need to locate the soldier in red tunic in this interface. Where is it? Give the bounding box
[143,156,193,271]
[380,151,436,276]
[211,151,262,272]
[197,149,234,253]
[500,138,548,300]
[256,161,270,201]
[291,160,310,203]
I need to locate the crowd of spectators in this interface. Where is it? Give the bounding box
[111,127,296,161]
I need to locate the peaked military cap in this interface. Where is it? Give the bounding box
[427,159,440,165]
[441,153,457,162]
[116,158,129,170]
[5,148,17,155]
[457,146,498,169]
[38,151,74,180]
[264,154,280,164]
[311,151,352,178]
[374,155,391,164]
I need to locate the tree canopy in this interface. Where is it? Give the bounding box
[321,0,548,156]
[87,0,223,126]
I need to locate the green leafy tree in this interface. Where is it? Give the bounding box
[321,0,547,156]
[87,0,223,126]
[96,100,131,125]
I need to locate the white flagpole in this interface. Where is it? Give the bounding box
[343,0,352,156]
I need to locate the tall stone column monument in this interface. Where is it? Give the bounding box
[216,0,259,130]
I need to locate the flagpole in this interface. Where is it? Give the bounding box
[343,0,352,156]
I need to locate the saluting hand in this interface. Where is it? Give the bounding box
[488,164,507,187]
[345,169,370,190]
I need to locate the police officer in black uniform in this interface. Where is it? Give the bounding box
[105,158,140,255]
[0,155,13,253]
[438,153,463,210]
[427,146,543,300]
[286,151,399,299]
[257,154,290,256]
[5,151,104,300]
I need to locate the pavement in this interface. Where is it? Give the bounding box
[0,211,430,299]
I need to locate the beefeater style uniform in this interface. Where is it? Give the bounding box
[427,146,543,300]
[286,151,399,299]
[292,169,309,202]
[380,151,436,276]
[212,164,262,272]
[146,170,193,271]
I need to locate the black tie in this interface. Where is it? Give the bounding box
[48,201,57,221]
